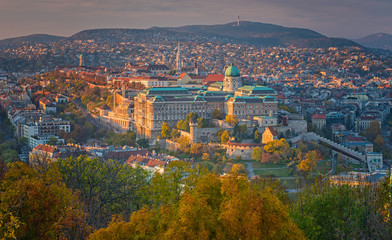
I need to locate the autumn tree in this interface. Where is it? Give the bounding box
[220,130,230,144]
[190,143,204,158]
[171,129,180,139]
[297,150,321,179]
[161,122,171,139]
[263,138,294,163]
[231,164,246,175]
[225,114,239,126]
[89,173,306,240]
[361,121,381,143]
[0,162,90,239]
[202,153,211,161]
[252,147,262,161]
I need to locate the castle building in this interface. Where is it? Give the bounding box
[133,64,277,142]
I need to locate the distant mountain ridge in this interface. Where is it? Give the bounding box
[0,34,66,47]
[1,22,361,48]
[353,33,392,50]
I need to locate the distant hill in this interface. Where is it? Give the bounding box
[66,21,360,48]
[353,33,392,50]
[0,34,65,48]
[1,22,361,49]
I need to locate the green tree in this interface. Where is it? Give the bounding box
[47,136,59,146]
[212,109,223,120]
[254,129,261,143]
[56,156,149,228]
[197,117,209,128]
[137,138,149,148]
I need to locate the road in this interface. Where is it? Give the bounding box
[244,161,255,178]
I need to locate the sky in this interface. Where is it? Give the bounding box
[1,0,392,40]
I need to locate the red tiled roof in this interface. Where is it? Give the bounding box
[312,114,326,119]
[203,74,224,86]
[146,159,165,167]
[33,144,57,154]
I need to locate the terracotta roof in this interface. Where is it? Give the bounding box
[312,113,326,119]
[33,144,58,154]
[146,159,165,167]
[203,74,224,86]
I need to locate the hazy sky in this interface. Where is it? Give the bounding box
[1,0,391,40]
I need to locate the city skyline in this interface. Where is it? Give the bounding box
[1,0,392,40]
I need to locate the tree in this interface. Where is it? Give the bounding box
[362,121,381,143]
[239,124,247,137]
[137,138,149,148]
[202,153,211,161]
[197,117,209,128]
[221,130,230,144]
[161,122,171,139]
[171,129,180,139]
[216,129,226,142]
[254,129,261,143]
[0,162,90,239]
[292,181,390,239]
[252,147,262,161]
[297,150,320,179]
[47,136,59,146]
[56,156,149,228]
[225,114,239,126]
[231,164,246,174]
[89,173,306,240]
[190,143,204,158]
[212,109,223,120]
[374,135,384,151]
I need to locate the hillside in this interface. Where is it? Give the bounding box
[0,34,65,48]
[152,21,360,48]
[354,33,392,50]
[64,21,360,48]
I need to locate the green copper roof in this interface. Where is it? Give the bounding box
[225,63,240,77]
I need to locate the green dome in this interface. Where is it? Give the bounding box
[225,63,240,77]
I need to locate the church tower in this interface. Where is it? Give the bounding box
[223,63,241,92]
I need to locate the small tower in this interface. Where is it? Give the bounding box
[79,54,84,67]
[237,16,240,26]
[189,118,198,144]
[223,63,241,92]
[176,42,182,73]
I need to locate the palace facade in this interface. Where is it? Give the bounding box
[134,64,278,141]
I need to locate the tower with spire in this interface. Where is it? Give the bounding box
[176,42,182,73]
